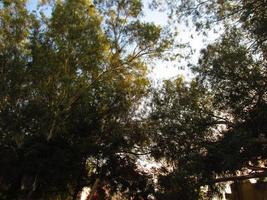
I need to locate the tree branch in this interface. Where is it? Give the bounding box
[88,178,100,200]
[214,172,267,183]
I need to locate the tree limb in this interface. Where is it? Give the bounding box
[88,178,100,200]
[214,172,267,183]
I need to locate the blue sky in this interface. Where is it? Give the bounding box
[27,0,51,16]
[27,0,38,11]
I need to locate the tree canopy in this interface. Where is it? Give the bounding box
[0,0,266,199]
[147,0,267,199]
[0,0,169,199]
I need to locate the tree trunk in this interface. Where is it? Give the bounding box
[88,178,100,200]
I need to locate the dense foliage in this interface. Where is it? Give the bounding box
[0,0,266,199]
[0,0,169,199]
[148,0,267,199]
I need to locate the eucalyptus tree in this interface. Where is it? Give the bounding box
[0,0,171,199]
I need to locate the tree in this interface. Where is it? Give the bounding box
[148,31,266,198]
[148,77,217,199]
[151,0,267,51]
[147,0,267,198]
[0,0,170,199]
[195,26,267,181]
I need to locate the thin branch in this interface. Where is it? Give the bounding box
[47,116,56,141]
[247,165,267,172]
[117,150,152,156]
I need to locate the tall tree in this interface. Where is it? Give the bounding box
[0,0,170,199]
[148,30,267,199]
[147,0,267,198]
[148,77,215,199]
